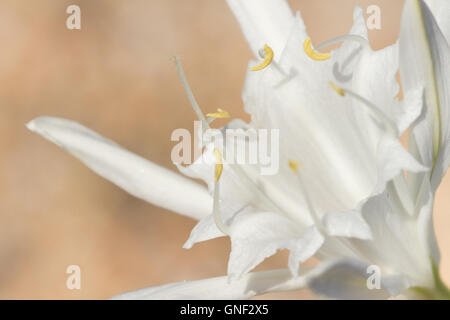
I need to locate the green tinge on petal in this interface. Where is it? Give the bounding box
[410,259,450,300]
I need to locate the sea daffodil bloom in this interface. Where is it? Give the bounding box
[27,0,450,299]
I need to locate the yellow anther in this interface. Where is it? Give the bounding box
[303,38,331,61]
[250,45,274,71]
[206,108,230,119]
[329,81,345,97]
[214,148,223,181]
[289,160,302,174]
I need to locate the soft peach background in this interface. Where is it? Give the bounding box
[0,0,448,299]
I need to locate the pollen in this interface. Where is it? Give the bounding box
[304,38,331,61]
[214,148,223,181]
[206,108,230,119]
[329,81,345,97]
[250,44,274,71]
[289,160,302,174]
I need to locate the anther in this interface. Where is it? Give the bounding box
[214,148,223,181]
[303,38,331,61]
[250,44,274,71]
[207,108,230,119]
[329,81,345,97]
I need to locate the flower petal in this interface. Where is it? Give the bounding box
[416,177,440,265]
[321,210,372,240]
[226,0,294,59]
[399,0,450,191]
[424,0,450,43]
[227,211,323,280]
[27,117,212,220]
[110,268,308,300]
[374,135,428,194]
[394,85,424,135]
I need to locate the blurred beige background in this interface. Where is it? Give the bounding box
[0,0,448,299]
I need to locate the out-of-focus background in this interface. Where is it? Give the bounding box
[0,0,448,299]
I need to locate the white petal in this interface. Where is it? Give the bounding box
[110,268,308,300]
[351,43,400,148]
[399,0,450,190]
[416,177,440,265]
[227,211,323,279]
[321,210,372,240]
[307,259,411,299]
[394,85,424,135]
[424,0,450,43]
[27,117,212,220]
[226,0,294,59]
[374,135,428,194]
[358,192,434,286]
[183,214,223,249]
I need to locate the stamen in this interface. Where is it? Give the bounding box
[173,56,207,123]
[250,44,274,71]
[288,160,322,228]
[212,180,230,235]
[288,160,302,174]
[214,148,223,182]
[206,108,230,119]
[330,81,397,134]
[329,81,345,97]
[316,34,369,51]
[212,148,229,235]
[303,38,331,61]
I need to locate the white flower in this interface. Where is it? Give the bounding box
[27,0,450,299]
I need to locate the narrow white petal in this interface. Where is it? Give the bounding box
[110,268,308,300]
[226,0,294,59]
[27,117,212,220]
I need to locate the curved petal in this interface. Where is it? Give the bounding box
[27,116,212,220]
[226,0,294,59]
[110,268,308,300]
